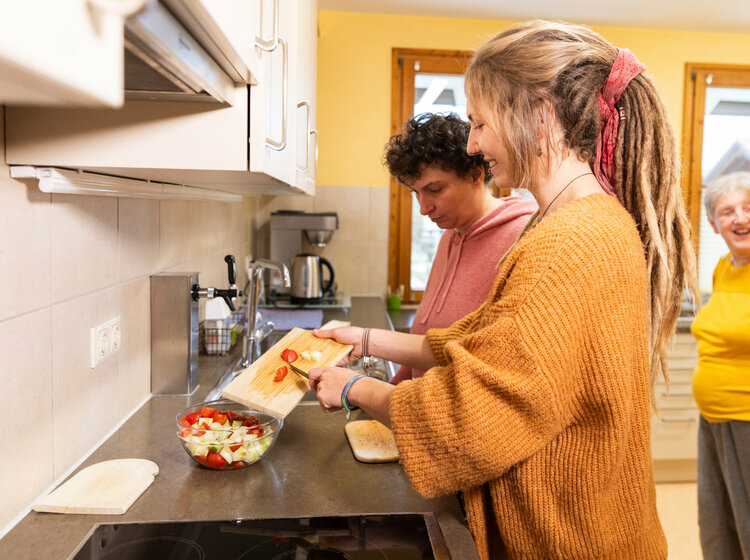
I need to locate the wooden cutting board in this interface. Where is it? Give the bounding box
[33,459,159,514]
[221,327,352,418]
[345,420,400,463]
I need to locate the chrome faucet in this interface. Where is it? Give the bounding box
[240,259,291,368]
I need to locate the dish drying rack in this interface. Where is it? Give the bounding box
[199,308,246,355]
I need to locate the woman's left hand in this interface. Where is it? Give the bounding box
[308,366,357,412]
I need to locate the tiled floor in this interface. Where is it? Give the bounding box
[655,483,702,559]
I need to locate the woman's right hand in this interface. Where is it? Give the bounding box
[313,326,365,365]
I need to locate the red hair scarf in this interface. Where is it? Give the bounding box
[595,48,646,195]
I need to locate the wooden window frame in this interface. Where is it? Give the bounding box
[388,48,474,305]
[681,62,750,243]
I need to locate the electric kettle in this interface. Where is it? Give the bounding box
[290,254,335,303]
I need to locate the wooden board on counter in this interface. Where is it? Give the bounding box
[33,459,159,515]
[345,420,400,463]
[221,327,352,418]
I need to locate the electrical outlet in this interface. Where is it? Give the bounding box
[90,316,121,368]
[111,319,122,351]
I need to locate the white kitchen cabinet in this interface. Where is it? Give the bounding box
[5,0,318,197]
[0,0,132,107]
[247,0,318,192]
[248,0,298,187]
[184,0,263,85]
[293,0,318,193]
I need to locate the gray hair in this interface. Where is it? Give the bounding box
[704,171,750,221]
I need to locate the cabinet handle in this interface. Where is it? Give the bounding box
[310,129,318,182]
[264,36,288,151]
[255,0,279,52]
[88,0,146,17]
[660,417,697,423]
[296,101,311,172]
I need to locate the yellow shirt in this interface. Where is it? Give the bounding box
[691,254,750,423]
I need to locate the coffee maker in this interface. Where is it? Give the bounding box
[268,210,339,300]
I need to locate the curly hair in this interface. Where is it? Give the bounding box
[384,113,490,186]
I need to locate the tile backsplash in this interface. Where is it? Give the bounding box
[0,110,254,533]
[0,108,390,534]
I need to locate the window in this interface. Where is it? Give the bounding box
[388,48,479,304]
[681,64,750,293]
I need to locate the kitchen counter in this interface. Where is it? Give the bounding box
[0,297,479,560]
[388,305,419,333]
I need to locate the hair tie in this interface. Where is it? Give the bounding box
[594,48,646,195]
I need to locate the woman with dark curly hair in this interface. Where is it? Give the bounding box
[384,113,536,383]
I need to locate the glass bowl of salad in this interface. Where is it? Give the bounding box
[176,399,282,470]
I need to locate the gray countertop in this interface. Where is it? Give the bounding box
[0,297,479,560]
[387,305,418,333]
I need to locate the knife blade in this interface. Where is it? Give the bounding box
[285,361,309,379]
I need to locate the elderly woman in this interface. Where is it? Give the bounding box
[691,171,750,560]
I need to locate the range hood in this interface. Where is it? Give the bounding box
[124,0,251,104]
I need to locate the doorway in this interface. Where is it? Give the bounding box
[388,48,472,304]
[682,63,750,293]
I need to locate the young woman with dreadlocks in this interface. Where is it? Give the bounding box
[308,20,698,559]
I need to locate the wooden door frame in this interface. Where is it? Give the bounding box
[681,62,750,242]
[388,48,473,304]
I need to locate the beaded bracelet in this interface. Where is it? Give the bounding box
[341,374,366,420]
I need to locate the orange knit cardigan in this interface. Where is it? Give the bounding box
[390,194,668,559]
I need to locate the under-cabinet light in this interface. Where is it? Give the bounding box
[9,166,243,203]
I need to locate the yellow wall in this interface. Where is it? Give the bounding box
[317,11,750,188]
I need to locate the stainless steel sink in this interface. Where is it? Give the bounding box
[205,330,394,403]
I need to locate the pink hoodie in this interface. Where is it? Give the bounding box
[391,195,537,383]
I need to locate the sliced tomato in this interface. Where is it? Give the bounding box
[184,412,201,425]
[178,418,192,437]
[194,421,211,437]
[213,413,228,426]
[194,455,208,465]
[226,410,239,422]
[198,406,216,418]
[281,348,298,363]
[242,416,260,428]
[229,442,242,452]
[273,365,289,382]
[206,452,228,469]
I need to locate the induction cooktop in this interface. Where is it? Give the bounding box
[69,513,451,560]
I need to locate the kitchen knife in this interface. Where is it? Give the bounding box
[286,360,309,379]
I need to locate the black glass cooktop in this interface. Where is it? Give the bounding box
[70,514,448,560]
